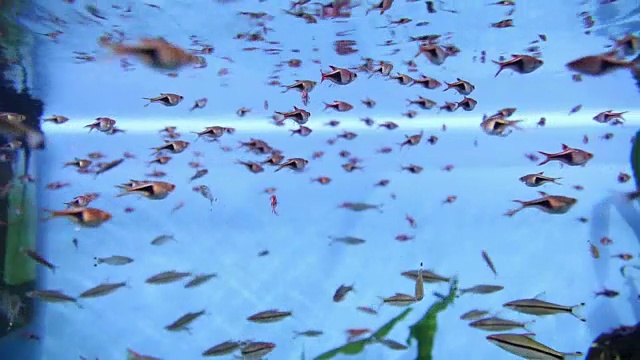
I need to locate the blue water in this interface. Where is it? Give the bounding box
[1,0,640,359]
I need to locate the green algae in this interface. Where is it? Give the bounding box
[406,279,459,360]
[313,308,413,360]
[2,153,37,286]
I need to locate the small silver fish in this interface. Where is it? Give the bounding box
[328,236,366,245]
[459,284,504,295]
[460,309,490,321]
[78,281,128,298]
[151,234,176,246]
[145,270,192,284]
[93,255,134,266]
[165,310,206,332]
[184,273,217,288]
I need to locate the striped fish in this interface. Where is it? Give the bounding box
[487,333,583,359]
[503,296,586,322]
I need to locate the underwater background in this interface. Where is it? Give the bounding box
[0,0,640,359]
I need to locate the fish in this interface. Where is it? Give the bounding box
[25,290,82,308]
[99,36,201,71]
[78,281,128,298]
[329,236,366,245]
[151,140,190,154]
[151,234,176,246]
[379,293,417,307]
[94,255,134,266]
[116,181,176,200]
[165,310,206,332]
[519,172,562,187]
[480,117,522,137]
[443,78,475,95]
[127,348,161,360]
[189,168,208,181]
[538,144,593,166]
[94,158,124,176]
[459,284,504,295]
[42,207,112,227]
[320,66,357,85]
[566,53,638,76]
[333,284,355,302]
[293,330,323,339]
[481,250,498,277]
[143,93,184,107]
[202,340,244,357]
[20,248,57,272]
[401,269,451,283]
[469,316,533,331]
[376,338,409,350]
[247,309,293,323]
[487,333,583,359]
[460,309,490,321]
[337,202,383,212]
[275,106,311,124]
[145,270,192,284]
[275,158,309,172]
[240,341,276,358]
[281,80,316,93]
[505,191,578,216]
[184,273,217,288]
[493,54,544,77]
[503,295,586,321]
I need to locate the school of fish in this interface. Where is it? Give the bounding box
[0,0,639,359]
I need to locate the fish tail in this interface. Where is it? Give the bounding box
[320,69,326,82]
[571,303,587,322]
[443,82,452,91]
[492,61,503,77]
[553,178,562,185]
[115,191,129,198]
[537,152,551,166]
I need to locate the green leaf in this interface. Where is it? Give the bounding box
[313,339,368,360]
[406,279,458,360]
[313,308,413,360]
[372,308,413,340]
[631,130,640,191]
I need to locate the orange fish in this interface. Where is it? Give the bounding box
[566,53,638,76]
[99,36,201,71]
[42,208,112,227]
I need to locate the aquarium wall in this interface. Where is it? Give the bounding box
[3,0,640,359]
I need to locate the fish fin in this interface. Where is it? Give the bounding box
[537,171,544,175]
[533,292,546,299]
[561,143,570,150]
[537,152,551,166]
[537,191,548,197]
[492,61,503,77]
[115,191,130,198]
[571,303,587,322]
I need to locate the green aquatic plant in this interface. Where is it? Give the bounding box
[0,0,30,66]
[2,153,37,286]
[631,130,640,193]
[406,279,459,360]
[313,308,413,360]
